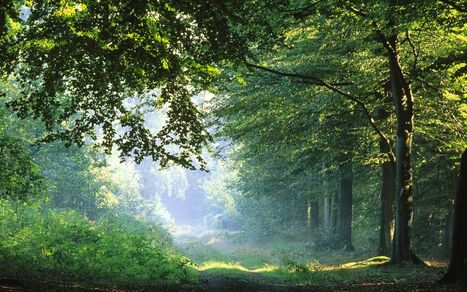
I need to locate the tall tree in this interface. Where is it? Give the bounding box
[230,0,465,263]
[440,149,467,287]
[3,0,259,169]
[338,154,354,250]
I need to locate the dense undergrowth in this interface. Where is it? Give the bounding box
[0,199,195,287]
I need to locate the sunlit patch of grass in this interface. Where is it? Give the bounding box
[195,260,288,282]
[193,256,443,288]
[339,256,390,269]
[177,234,276,269]
[282,256,443,286]
[197,261,278,273]
[177,232,445,287]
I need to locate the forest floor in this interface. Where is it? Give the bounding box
[173,225,454,291]
[0,226,456,291]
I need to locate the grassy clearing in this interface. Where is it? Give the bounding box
[176,230,446,288]
[281,257,443,286]
[193,256,443,287]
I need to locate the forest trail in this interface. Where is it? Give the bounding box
[171,226,450,292]
[183,273,445,291]
[189,271,296,291]
[0,227,451,291]
[0,276,455,292]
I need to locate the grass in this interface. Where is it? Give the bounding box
[193,256,443,286]
[281,256,443,286]
[176,230,447,288]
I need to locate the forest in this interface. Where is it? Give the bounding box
[0,0,466,291]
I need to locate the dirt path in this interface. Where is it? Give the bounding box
[196,270,298,291]
[0,276,456,291]
[173,272,449,292]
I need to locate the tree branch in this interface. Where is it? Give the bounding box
[246,63,395,163]
[405,30,419,79]
[246,63,354,86]
[342,3,368,17]
[339,3,397,56]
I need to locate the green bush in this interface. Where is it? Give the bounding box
[0,136,44,200]
[0,199,195,287]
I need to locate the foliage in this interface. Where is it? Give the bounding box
[0,199,195,286]
[210,0,466,256]
[0,83,44,201]
[0,136,44,200]
[0,0,465,288]
[178,230,445,289]
[3,0,257,169]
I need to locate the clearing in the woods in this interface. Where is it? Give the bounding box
[3,229,447,291]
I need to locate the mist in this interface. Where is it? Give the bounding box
[1,1,465,290]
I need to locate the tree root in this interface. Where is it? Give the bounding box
[383,249,427,266]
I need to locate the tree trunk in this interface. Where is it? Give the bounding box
[385,34,420,264]
[339,157,354,251]
[310,200,319,229]
[378,139,395,256]
[331,188,339,237]
[439,149,467,287]
[323,163,332,234]
[444,210,453,258]
[324,194,331,234]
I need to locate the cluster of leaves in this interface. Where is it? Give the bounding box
[1,0,284,169]
[0,199,195,286]
[281,256,317,274]
[0,136,44,200]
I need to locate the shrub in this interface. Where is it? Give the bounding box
[0,199,195,287]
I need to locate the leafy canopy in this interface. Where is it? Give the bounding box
[3,0,254,169]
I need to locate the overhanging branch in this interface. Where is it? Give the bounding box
[246,63,354,86]
[246,62,395,163]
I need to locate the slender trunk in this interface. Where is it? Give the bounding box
[444,210,453,258]
[324,195,331,234]
[323,163,332,234]
[331,188,339,238]
[339,157,354,251]
[439,149,467,287]
[378,139,395,256]
[310,200,319,229]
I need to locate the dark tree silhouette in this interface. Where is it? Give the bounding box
[440,149,467,287]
